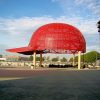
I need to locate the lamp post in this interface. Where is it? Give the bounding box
[96,21,100,66]
[97,21,100,38]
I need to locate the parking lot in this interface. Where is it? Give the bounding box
[0,69,100,100]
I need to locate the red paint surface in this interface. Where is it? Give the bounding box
[6,23,86,54]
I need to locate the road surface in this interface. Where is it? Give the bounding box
[0,69,100,100]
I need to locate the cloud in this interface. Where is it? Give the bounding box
[75,0,100,15]
[0,17,56,35]
[52,0,100,18]
[0,16,98,36]
[0,44,12,55]
[0,17,39,35]
[0,44,25,56]
[87,45,100,52]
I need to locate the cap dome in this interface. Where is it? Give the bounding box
[29,23,86,53]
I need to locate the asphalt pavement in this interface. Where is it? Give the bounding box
[0,69,100,100]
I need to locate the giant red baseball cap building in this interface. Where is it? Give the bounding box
[6,23,86,69]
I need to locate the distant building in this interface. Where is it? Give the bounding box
[0,58,6,61]
[19,56,30,61]
[3,55,20,61]
[96,60,100,67]
[3,55,30,62]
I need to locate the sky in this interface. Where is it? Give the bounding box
[0,0,100,57]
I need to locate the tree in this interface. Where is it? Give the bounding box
[60,57,67,62]
[69,56,78,62]
[52,57,59,62]
[29,55,33,61]
[0,54,2,58]
[84,51,100,63]
[46,56,50,61]
[69,51,100,64]
[29,55,45,61]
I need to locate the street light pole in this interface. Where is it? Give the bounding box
[97,21,100,39]
[96,21,100,66]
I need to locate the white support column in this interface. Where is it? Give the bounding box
[31,51,36,69]
[40,52,42,67]
[73,54,75,66]
[78,51,81,69]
